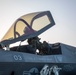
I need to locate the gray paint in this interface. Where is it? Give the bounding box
[0,43,76,63]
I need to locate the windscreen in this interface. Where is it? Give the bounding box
[1,11,55,45]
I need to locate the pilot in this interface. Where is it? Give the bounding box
[27,37,51,55]
[39,41,51,55]
[27,36,41,54]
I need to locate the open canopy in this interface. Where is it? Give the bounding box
[1,11,55,46]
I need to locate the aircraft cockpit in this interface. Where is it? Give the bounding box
[0,11,62,55]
